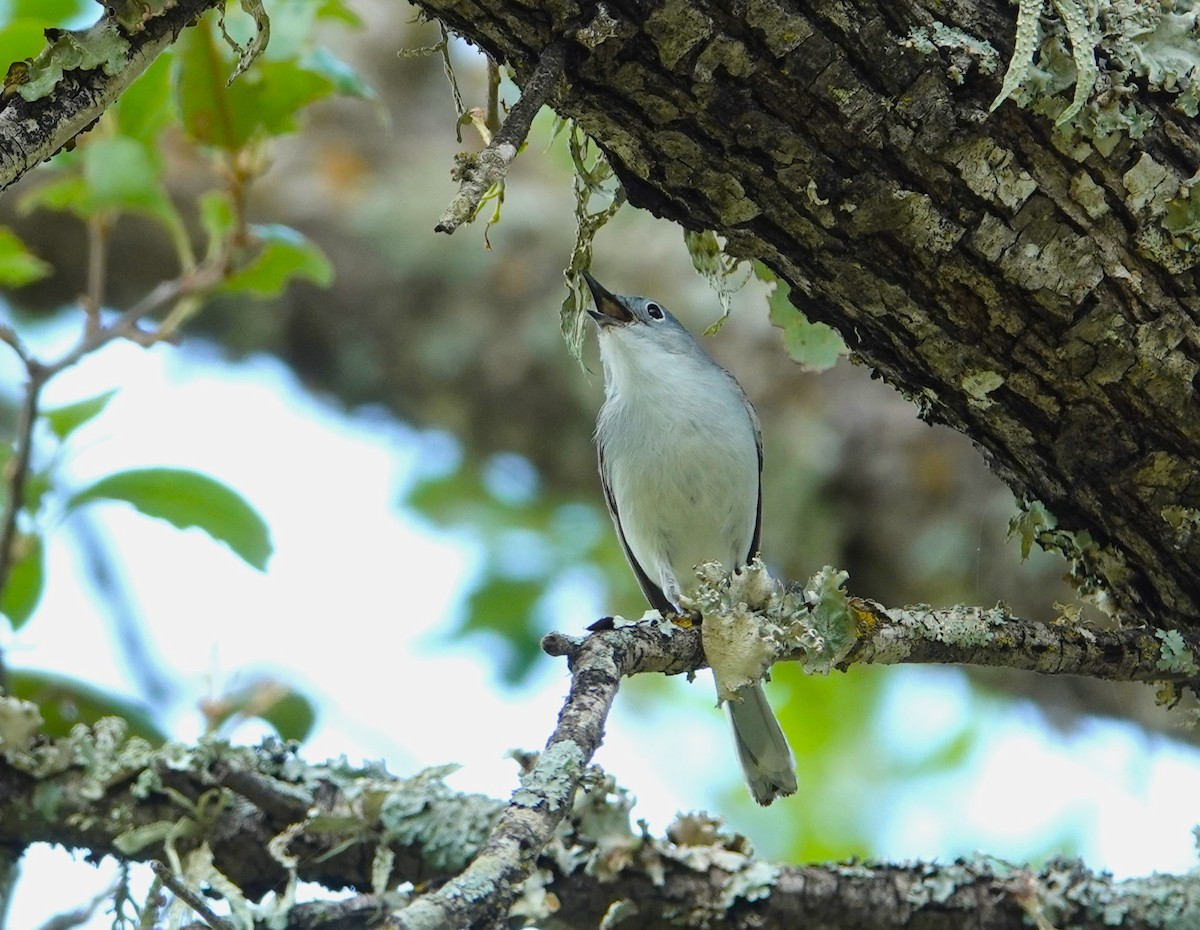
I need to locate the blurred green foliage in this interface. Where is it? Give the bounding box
[0,0,367,745]
[408,449,641,683]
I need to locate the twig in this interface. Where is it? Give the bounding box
[0,1,224,192]
[42,263,224,379]
[485,57,501,137]
[386,604,649,929]
[84,214,110,327]
[0,362,47,645]
[150,861,237,930]
[542,587,1200,694]
[434,40,567,234]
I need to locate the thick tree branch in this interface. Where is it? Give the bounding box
[0,0,219,191]
[2,641,1197,930]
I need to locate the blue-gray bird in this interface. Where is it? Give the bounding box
[582,271,797,806]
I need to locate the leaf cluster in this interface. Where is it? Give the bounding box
[0,0,372,746]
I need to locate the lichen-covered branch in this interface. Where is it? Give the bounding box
[0,0,222,191]
[546,563,1200,703]
[1,699,1197,930]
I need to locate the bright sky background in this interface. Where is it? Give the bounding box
[3,323,1200,928]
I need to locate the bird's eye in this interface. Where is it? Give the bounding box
[646,302,665,320]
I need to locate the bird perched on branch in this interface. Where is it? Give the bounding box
[582,270,797,805]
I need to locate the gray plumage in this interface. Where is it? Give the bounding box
[583,271,797,806]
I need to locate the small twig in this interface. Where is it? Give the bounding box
[150,861,237,930]
[485,57,501,137]
[84,214,110,328]
[435,40,568,234]
[387,603,640,929]
[43,262,224,379]
[0,363,47,641]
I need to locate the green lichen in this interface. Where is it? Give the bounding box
[1123,153,1176,213]
[962,369,1005,408]
[1161,183,1200,253]
[886,603,1010,651]
[1070,171,1110,218]
[689,560,859,698]
[991,0,1050,114]
[1010,500,1134,615]
[799,566,857,673]
[904,22,1001,83]
[949,138,1036,211]
[1008,499,1058,560]
[1161,505,1200,550]
[18,20,131,102]
[0,696,42,752]
[512,741,586,811]
[1155,629,1200,676]
[644,0,713,70]
[1118,153,1200,271]
[991,0,1200,154]
[378,764,502,872]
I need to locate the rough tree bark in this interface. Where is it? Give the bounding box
[413,0,1200,636]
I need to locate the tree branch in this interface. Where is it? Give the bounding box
[434,40,568,234]
[2,674,1196,930]
[547,565,1200,700]
[0,0,220,192]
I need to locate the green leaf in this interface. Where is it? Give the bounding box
[255,688,316,742]
[316,0,363,26]
[8,669,167,743]
[82,135,169,214]
[462,577,546,685]
[174,16,334,151]
[42,389,118,440]
[207,677,316,742]
[16,174,88,218]
[0,534,45,631]
[68,468,273,570]
[767,278,847,373]
[223,225,333,297]
[113,52,173,142]
[11,0,92,21]
[0,226,51,286]
[299,47,375,99]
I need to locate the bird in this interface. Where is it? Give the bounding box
[582,270,797,806]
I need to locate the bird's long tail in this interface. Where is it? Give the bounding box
[726,682,797,806]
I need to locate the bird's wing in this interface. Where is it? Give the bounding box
[598,443,676,615]
[745,388,764,564]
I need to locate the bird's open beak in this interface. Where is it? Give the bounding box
[582,271,634,326]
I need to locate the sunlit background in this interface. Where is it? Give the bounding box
[1,1,1199,927]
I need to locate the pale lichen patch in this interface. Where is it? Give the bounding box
[1122,153,1178,214]
[1155,629,1200,676]
[644,0,713,70]
[962,369,1005,408]
[1069,171,1110,218]
[903,22,1001,83]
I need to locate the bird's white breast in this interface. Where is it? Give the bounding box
[597,331,759,600]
